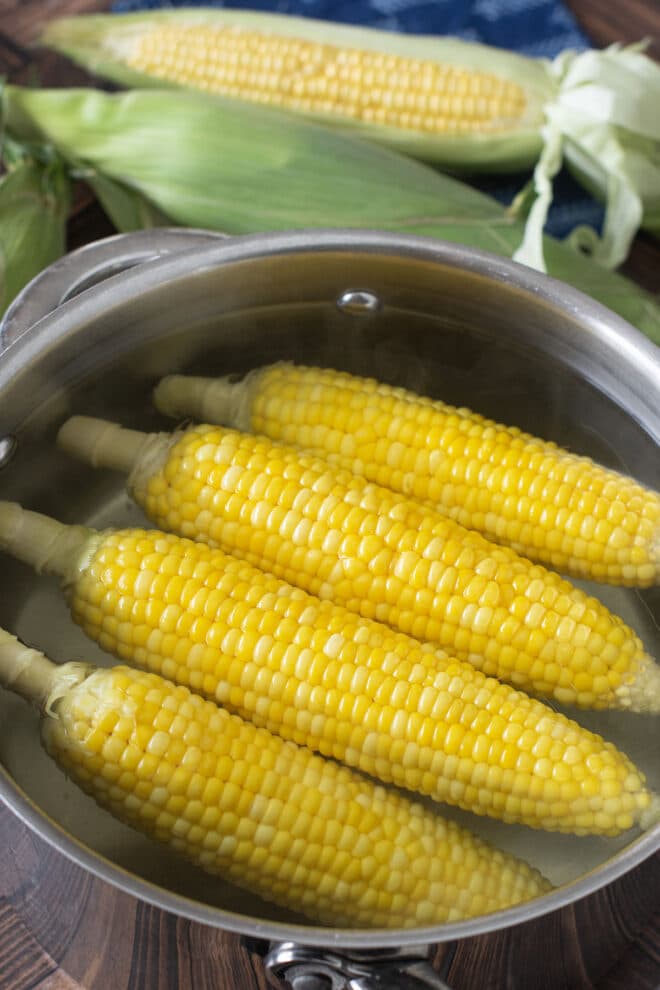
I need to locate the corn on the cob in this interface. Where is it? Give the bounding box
[0,627,553,927]
[153,364,660,589]
[56,416,660,714]
[40,11,660,271]
[40,10,550,171]
[0,501,655,836]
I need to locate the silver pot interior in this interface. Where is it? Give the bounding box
[0,230,658,948]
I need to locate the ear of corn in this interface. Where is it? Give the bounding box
[40,9,551,172]
[3,85,660,342]
[39,11,660,270]
[0,143,70,318]
[0,501,655,836]
[153,366,660,591]
[0,628,553,928]
[54,418,660,715]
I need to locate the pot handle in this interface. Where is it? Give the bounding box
[260,941,454,990]
[0,227,226,351]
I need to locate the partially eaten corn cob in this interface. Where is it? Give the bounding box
[0,501,655,836]
[0,627,553,927]
[41,9,660,269]
[154,364,660,589]
[56,415,660,714]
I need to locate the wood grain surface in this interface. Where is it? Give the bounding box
[1,1,659,988]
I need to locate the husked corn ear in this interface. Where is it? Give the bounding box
[0,501,655,837]
[56,418,660,714]
[153,365,660,588]
[0,629,552,927]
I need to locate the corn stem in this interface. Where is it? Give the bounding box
[56,417,170,493]
[0,501,97,585]
[152,374,252,430]
[0,628,89,712]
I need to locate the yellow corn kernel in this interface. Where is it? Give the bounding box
[153,365,660,588]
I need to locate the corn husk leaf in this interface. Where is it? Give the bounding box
[40,10,660,272]
[0,141,70,317]
[1,85,516,232]
[2,84,658,343]
[512,43,660,270]
[85,170,174,232]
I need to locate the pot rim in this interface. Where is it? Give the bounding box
[2,228,659,400]
[0,227,658,947]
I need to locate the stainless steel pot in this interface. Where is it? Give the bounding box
[0,228,658,990]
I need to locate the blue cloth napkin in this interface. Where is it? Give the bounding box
[111,0,603,239]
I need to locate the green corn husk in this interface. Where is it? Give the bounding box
[40,9,660,271]
[40,9,551,172]
[0,143,70,318]
[86,171,173,232]
[2,83,659,343]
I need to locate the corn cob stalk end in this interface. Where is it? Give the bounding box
[0,626,91,713]
[0,500,99,584]
[57,415,162,473]
[57,415,172,497]
[153,373,253,430]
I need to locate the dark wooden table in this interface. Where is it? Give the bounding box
[1,2,659,988]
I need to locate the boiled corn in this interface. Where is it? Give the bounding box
[0,501,655,836]
[56,416,660,713]
[0,627,552,927]
[153,364,660,588]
